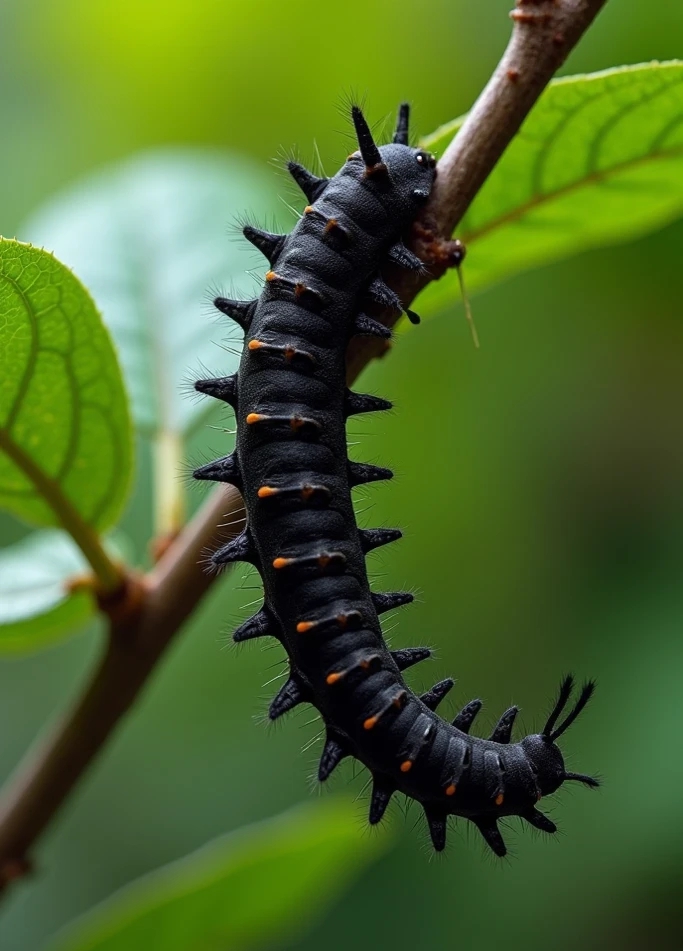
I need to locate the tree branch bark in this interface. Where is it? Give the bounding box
[0,0,608,894]
[348,0,608,377]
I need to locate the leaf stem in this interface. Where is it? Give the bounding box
[0,430,122,594]
[153,428,186,538]
[0,0,610,895]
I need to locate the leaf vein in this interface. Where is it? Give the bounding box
[462,145,683,245]
[0,270,40,435]
[584,74,683,181]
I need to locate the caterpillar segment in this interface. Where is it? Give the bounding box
[194,103,597,855]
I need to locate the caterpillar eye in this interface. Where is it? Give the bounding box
[415,151,436,169]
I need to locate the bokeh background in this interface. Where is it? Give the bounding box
[1,0,683,948]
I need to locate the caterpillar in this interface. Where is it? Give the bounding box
[193,103,598,855]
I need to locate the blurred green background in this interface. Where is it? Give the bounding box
[1,0,683,949]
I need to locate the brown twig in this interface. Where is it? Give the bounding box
[349,0,608,376]
[0,0,608,894]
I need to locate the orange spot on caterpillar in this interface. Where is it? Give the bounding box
[246,413,263,424]
[297,620,316,633]
[445,784,457,796]
[336,613,348,627]
[284,346,296,361]
[393,691,407,709]
[300,485,316,500]
[495,793,504,806]
[400,760,413,773]
[359,653,378,671]
[257,486,278,498]
[265,270,277,282]
[290,416,306,432]
[272,557,291,570]
[326,672,343,685]
[324,218,338,233]
[364,716,378,731]
[248,339,263,350]
[304,205,314,214]
[294,282,307,298]
[317,553,332,568]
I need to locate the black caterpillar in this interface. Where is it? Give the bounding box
[194,104,598,855]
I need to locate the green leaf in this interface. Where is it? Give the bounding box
[23,150,283,438]
[0,241,133,586]
[48,798,390,951]
[418,61,683,316]
[0,530,95,653]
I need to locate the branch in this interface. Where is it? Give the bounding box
[428,0,608,236]
[0,431,124,595]
[349,0,608,376]
[0,488,245,887]
[0,0,608,893]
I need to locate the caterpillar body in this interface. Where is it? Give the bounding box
[194,104,598,855]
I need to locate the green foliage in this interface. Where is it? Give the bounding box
[23,152,283,437]
[1,61,682,672]
[0,239,133,635]
[0,530,94,652]
[1,53,683,951]
[48,799,389,951]
[418,61,683,317]
[0,241,133,529]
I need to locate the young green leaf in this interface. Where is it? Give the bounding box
[23,151,283,439]
[418,61,683,316]
[47,798,391,951]
[0,530,95,653]
[0,241,132,588]
[23,152,283,534]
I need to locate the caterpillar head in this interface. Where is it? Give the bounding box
[349,104,437,216]
[521,677,599,796]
